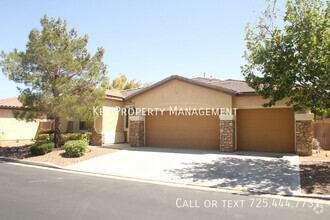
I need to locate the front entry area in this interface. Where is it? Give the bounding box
[237,108,295,153]
[146,112,219,149]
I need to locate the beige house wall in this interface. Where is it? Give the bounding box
[0,109,40,140]
[233,96,291,109]
[125,79,232,109]
[60,116,68,132]
[102,99,125,143]
[95,116,103,134]
[60,115,102,134]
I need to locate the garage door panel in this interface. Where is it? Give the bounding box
[146,112,219,149]
[237,108,294,152]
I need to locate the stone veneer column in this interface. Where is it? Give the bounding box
[88,121,104,146]
[219,115,236,152]
[129,116,145,147]
[295,113,313,156]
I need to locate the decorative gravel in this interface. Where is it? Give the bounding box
[299,149,329,161]
[300,161,330,195]
[299,149,329,195]
[0,141,117,167]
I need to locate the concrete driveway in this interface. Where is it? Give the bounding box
[67,145,301,195]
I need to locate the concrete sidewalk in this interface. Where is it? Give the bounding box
[67,146,301,195]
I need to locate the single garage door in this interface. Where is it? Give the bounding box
[146,112,219,149]
[237,108,294,152]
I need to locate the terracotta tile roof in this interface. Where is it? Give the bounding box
[104,75,256,100]
[0,97,23,109]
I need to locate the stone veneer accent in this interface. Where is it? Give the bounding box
[66,121,74,133]
[219,120,235,152]
[296,120,313,156]
[129,121,144,147]
[88,121,103,146]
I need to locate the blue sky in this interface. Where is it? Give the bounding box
[0,0,284,98]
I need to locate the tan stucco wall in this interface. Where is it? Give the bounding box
[60,116,102,134]
[102,99,124,143]
[233,96,291,109]
[125,79,233,109]
[0,109,40,140]
[60,116,68,132]
[94,116,103,133]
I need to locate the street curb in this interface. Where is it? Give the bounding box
[300,159,330,162]
[1,156,329,201]
[0,157,64,169]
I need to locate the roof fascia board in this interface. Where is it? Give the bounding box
[105,95,124,101]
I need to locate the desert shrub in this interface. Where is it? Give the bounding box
[39,129,54,135]
[60,133,80,144]
[70,133,84,140]
[49,133,54,141]
[37,134,50,141]
[36,133,89,145]
[60,133,69,145]
[65,140,88,157]
[30,141,54,156]
[60,132,90,145]
[83,132,92,144]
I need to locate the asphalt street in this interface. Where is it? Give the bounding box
[0,161,328,220]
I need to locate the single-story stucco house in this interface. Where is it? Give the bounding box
[63,75,314,156]
[1,75,314,155]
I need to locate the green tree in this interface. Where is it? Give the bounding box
[242,0,329,116]
[108,73,151,90]
[0,15,108,148]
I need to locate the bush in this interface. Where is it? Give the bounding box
[60,132,91,145]
[37,134,50,141]
[65,140,88,157]
[44,132,91,145]
[39,129,54,135]
[60,133,82,145]
[83,132,92,144]
[60,133,70,145]
[30,141,54,156]
[49,133,54,141]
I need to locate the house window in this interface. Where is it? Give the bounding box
[46,116,54,120]
[79,121,87,131]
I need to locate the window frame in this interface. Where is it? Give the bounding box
[79,121,88,131]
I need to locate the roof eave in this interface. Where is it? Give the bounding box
[105,95,124,101]
[236,92,258,96]
[0,106,24,110]
[124,75,237,100]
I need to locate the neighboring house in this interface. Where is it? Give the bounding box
[65,75,313,155]
[0,97,43,141]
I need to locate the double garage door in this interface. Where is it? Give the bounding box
[145,108,294,152]
[146,112,219,149]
